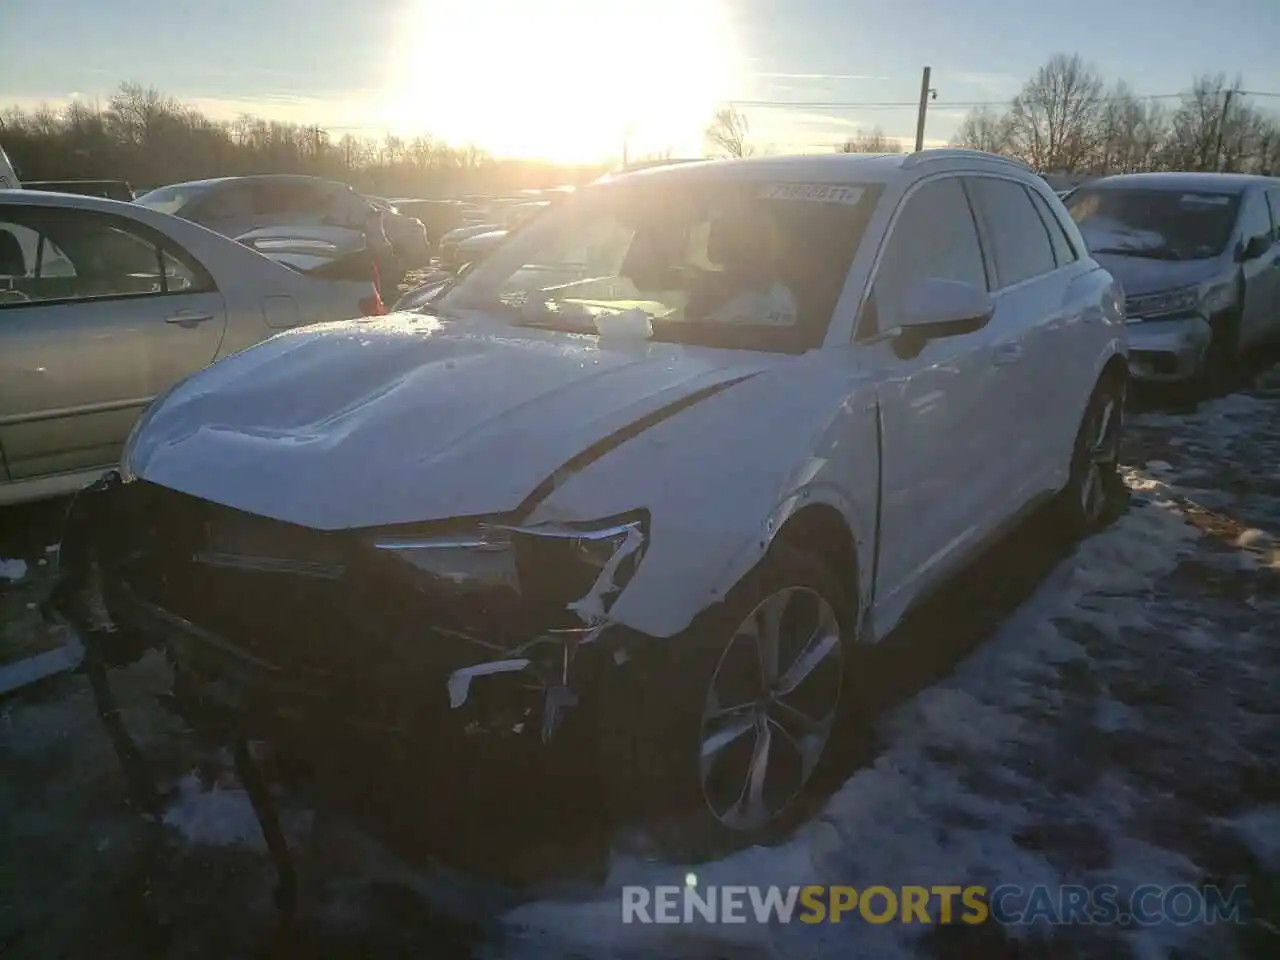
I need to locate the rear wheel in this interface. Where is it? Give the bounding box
[1056,372,1126,536]
[597,545,864,861]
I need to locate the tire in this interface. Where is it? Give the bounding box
[594,544,865,862]
[1056,371,1126,536]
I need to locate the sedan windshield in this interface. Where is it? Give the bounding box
[437,177,882,353]
[1066,187,1240,261]
[133,183,209,215]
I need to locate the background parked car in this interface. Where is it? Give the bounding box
[135,174,369,236]
[388,199,480,253]
[365,196,432,267]
[438,201,551,270]
[0,188,383,506]
[1065,172,1280,392]
[21,180,135,202]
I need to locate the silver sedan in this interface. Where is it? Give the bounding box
[0,188,382,506]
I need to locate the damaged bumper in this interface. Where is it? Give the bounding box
[1126,315,1212,383]
[50,473,649,762]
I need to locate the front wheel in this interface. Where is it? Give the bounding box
[1056,373,1126,536]
[596,545,864,862]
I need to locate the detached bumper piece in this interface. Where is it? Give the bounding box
[48,474,619,913]
[47,472,303,915]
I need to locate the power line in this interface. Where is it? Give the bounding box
[726,90,1280,111]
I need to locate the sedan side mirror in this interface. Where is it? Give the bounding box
[1237,234,1272,262]
[897,278,995,340]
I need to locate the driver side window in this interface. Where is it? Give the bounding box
[1239,190,1273,249]
[861,177,987,337]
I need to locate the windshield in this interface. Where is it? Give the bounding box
[437,177,882,353]
[133,182,210,215]
[1066,186,1240,260]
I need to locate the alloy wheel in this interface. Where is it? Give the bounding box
[1079,390,1122,525]
[698,586,843,832]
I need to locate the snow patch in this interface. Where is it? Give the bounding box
[0,558,27,582]
[1223,807,1280,872]
[162,774,267,849]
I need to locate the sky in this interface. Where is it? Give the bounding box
[2,0,1279,163]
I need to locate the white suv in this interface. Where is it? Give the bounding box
[59,149,1127,861]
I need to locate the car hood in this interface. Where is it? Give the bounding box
[1091,252,1228,298]
[130,315,778,530]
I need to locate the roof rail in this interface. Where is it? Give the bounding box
[902,148,1031,171]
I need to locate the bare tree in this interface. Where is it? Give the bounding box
[951,106,1013,154]
[704,106,752,158]
[1006,54,1105,171]
[839,126,903,153]
[1161,74,1244,171]
[0,81,609,197]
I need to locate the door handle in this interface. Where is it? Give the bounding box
[164,311,215,325]
[993,343,1024,365]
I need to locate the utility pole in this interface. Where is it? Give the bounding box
[622,122,631,169]
[1213,88,1235,172]
[914,66,935,153]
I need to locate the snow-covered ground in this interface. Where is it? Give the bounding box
[3,370,1279,959]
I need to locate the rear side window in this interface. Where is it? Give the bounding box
[1027,189,1078,266]
[0,206,214,306]
[967,177,1058,287]
[863,176,987,337]
[1269,189,1280,241]
[251,181,328,216]
[190,185,252,221]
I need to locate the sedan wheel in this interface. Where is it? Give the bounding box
[699,586,843,832]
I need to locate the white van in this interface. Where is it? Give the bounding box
[0,144,20,189]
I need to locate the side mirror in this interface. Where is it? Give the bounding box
[1238,235,1271,262]
[897,278,995,340]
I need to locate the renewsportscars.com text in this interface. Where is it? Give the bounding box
[621,884,1248,926]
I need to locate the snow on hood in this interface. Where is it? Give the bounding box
[1078,216,1167,255]
[1091,251,1228,298]
[130,314,776,530]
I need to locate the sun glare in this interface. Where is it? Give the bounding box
[385,0,741,163]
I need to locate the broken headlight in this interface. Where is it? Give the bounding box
[369,513,647,621]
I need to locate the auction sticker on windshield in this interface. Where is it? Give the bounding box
[761,184,865,204]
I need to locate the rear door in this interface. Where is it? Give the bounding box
[0,203,226,479]
[964,175,1078,501]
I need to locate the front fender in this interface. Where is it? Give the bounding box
[524,354,880,638]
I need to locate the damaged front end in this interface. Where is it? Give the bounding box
[50,472,650,762]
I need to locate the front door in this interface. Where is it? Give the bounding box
[1237,188,1280,351]
[857,174,1000,629]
